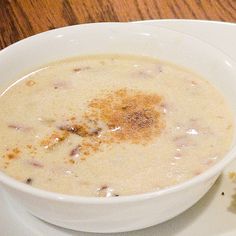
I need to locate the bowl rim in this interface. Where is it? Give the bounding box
[0,22,236,204]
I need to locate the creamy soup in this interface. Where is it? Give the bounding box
[0,55,233,197]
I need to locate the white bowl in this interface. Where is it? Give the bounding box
[0,23,236,233]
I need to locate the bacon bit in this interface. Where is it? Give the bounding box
[6,148,21,160]
[69,145,81,164]
[8,124,20,130]
[96,185,108,197]
[25,80,36,87]
[160,103,168,113]
[70,145,81,157]
[8,124,32,132]
[100,185,108,190]
[40,131,69,149]
[28,160,44,168]
[96,185,118,197]
[73,66,91,72]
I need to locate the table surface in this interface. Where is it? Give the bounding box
[0,0,236,50]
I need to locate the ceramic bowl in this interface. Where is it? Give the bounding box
[0,23,236,233]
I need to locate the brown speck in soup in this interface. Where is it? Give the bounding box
[96,185,109,197]
[8,124,32,132]
[100,185,108,190]
[52,81,70,90]
[28,160,44,168]
[59,124,88,137]
[26,178,33,185]
[60,124,101,138]
[156,64,163,73]
[73,66,91,72]
[25,80,36,87]
[74,68,81,72]
[26,144,32,149]
[69,159,75,164]
[70,116,76,121]
[5,148,21,160]
[70,145,81,157]
[96,185,119,197]
[40,130,69,149]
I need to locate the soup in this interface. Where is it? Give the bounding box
[0,55,233,197]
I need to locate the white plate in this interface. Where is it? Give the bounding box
[1,20,236,236]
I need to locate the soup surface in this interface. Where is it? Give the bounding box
[0,55,233,197]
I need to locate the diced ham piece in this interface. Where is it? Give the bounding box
[28,160,44,168]
[96,185,118,197]
[8,124,32,132]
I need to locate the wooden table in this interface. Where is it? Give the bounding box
[0,0,235,50]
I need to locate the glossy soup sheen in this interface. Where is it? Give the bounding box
[0,55,233,197]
